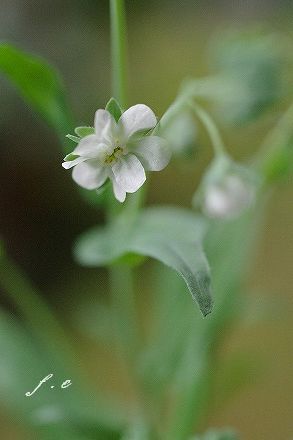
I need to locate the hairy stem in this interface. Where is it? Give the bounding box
[109,0,140,362]
[190,101,227,157]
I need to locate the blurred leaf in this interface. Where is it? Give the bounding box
[121,420,156,440]
[204,207,264,318]
[0,309,124,439]
[254,102,293,184]
[166,205,265,439]
[192,428,239,440]
[74,206,213,316]
[139,267,197,394]
[208,29,284,124]
[212,351,264,408]
[264,140,293,183]
[106,97,123,122]
[0,43,72,142]
[73,300,114,344]
[0,44,117,209]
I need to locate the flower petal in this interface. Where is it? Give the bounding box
[72,161,108,190]
[111,177,127,202]
[94,109,116,143]
[94,109,112,134]
[112,154,146,193]
[62,156,86,169]
[73,135,100,158]
[132,136,171,171]
[119,104,157,140]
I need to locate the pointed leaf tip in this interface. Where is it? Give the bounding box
[105,97,123,122]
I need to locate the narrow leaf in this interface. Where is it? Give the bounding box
[66,134,80,143]
[0,309,124,439]
[0,43,72,139]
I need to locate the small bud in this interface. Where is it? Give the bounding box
[203,174,255,219]
[193,155,258,220]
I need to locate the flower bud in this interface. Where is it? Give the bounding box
[193,155,258,220]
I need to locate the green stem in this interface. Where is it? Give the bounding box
[110,0,128,107]
[109,2,157,431]
[109,0,140,360]
[109,264,139,360]
[167,354,212,440]
[189,101,227,157]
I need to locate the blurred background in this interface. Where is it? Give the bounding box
[0,0,292,439]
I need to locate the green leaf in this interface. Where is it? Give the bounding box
[0,309,124,439]
[212,351,264,408]
[0,43,113,211]
[74,206,213,316]
[74,126,95,138]
[139,267,198,395]
[0,43,72,140]
[66,134,80,143]
[208,29,284,124]
[105,97,123,122]
[121,420,155,440]
[165,206,265,438]
[254,102,293,184]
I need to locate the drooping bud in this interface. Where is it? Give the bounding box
[193,155,259,220]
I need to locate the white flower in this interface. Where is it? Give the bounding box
[203,174,255,219]
[62,104,171,202]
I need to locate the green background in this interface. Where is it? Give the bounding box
[0,1,292,438]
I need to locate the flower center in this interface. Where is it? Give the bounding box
[104,145,124,164]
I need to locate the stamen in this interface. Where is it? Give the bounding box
[104,146,123,164]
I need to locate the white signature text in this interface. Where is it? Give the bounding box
[25,374,72,397]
